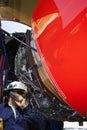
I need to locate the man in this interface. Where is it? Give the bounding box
[0,81,44,130]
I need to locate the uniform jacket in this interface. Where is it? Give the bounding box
[0,103,42,130]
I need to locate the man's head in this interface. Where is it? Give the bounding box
[3,81,29,108]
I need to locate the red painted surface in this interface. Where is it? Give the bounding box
[32,0,87,117]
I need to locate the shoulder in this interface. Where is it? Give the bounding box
[0,103,11,110]
[0,103,13,119]
[0,103,6,113]
[0,103,5,108]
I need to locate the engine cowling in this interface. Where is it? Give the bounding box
[32,0,87,117]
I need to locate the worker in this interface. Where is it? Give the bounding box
[0,81,44,130]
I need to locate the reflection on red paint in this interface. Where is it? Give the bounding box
[32,0,87,117]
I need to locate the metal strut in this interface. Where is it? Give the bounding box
[0,29,7,102]
[1,29,37,52]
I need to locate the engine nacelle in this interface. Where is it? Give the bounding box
[32,0,87,117]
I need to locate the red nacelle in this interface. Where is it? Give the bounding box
[32,0,87,117]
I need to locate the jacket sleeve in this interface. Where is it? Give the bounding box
[16,104,42,122]
[16,105,45,130]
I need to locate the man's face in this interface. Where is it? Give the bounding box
[10,91,27,108]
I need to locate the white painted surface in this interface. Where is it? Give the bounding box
[64,121,87,129]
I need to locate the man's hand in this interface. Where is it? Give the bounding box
[14,93,27,109]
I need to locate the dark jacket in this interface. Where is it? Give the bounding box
[0,103,42,130]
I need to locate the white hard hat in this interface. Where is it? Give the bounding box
[3,81,28,94]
